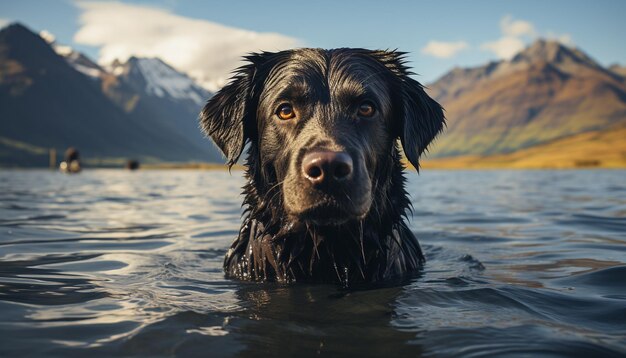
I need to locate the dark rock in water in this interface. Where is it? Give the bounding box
[125,160,140,170]
[59,147,81,173]
[64,147,79,163]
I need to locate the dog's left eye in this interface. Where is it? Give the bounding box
[276,104,296,120]
[357,101,376,117]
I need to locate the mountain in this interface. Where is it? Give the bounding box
[609,64,626,79]
[0,23,219,167]
[54,45,107,80]
[109,57,209,106]
[427,39,626,157]
[43,30,222,164]
[39,30,107,80]
[107,57,216,158]
[41,34,144,114]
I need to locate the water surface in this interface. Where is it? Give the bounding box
[0,169,625,357]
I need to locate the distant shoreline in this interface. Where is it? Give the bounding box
[3,162,625,170]
[420,158,626,170]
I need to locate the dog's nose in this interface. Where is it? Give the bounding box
[302,151,353,186]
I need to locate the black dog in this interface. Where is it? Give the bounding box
[200,48,444,285]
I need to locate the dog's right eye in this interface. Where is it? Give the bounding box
[357,101,376,117]
[276,104,296,120]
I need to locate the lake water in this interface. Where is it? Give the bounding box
[0,169,625,357]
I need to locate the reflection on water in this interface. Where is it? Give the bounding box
[0,169,625,356]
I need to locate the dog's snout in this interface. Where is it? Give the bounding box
[302,151,354,185]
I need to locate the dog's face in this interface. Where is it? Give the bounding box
[201,49,444,226]
[255,50,396,225]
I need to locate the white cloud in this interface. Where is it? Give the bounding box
[0,18,11,28]
[481,36,525,60]
[546,31,574,46]
[73,1,300,91]
[482,15,574,60]
[500,15,536,38]
[421,41,469,59]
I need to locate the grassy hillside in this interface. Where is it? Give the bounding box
[422,125,626,169]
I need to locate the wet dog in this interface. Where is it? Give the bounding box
[200,49,444,285]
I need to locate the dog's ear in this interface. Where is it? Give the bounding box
[200,55,267,167]
[370,50,445,169]
[399,76,445,169]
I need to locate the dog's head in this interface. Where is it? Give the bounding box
[201,49,444,227]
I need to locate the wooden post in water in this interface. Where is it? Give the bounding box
[49,148,56,170]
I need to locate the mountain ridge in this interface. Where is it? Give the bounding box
[106,56,218,162]
[427,39,626,158]
[0,23,220,167]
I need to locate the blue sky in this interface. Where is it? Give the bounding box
[1,0,625,87]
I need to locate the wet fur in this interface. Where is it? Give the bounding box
[200,49,444,286]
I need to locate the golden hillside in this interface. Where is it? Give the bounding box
[423,125,626,169]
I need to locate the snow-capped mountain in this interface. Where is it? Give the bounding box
[27,27,222,164]
[39,30,105,79]
[54,45,105,79]
[1,23,222,166]
[39,29,212,110]
[109,57,210,106]
[105,57,218,161]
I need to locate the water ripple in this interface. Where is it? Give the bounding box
[0,169,624,356]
